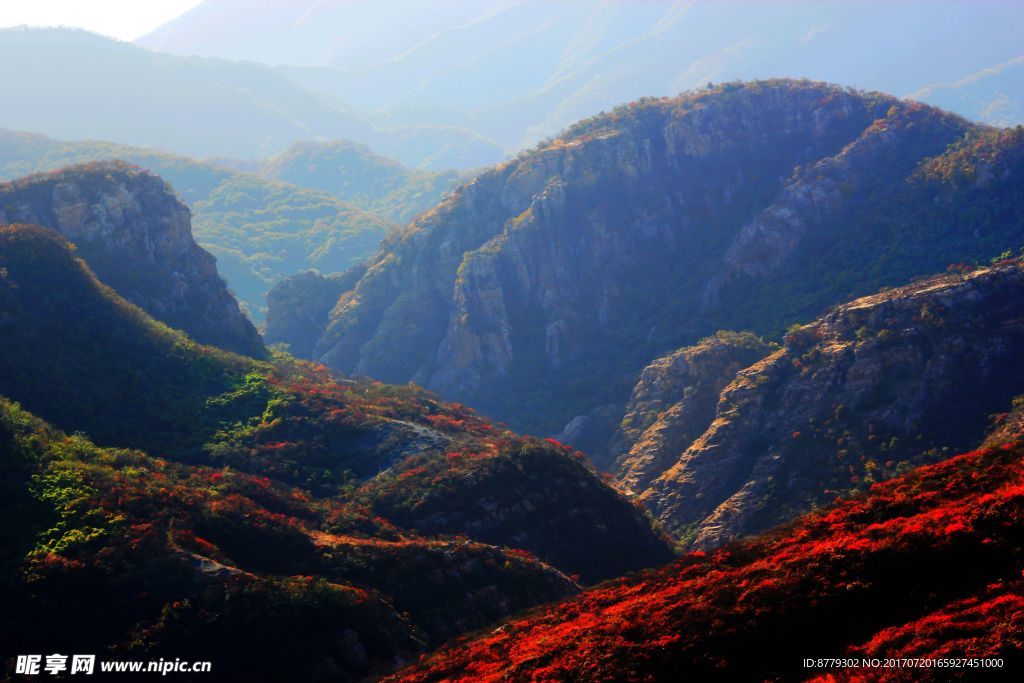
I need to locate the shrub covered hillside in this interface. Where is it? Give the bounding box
[0,398,576,682]
[0,224,673,588]
[392,442,1024,682]
[276,80,1024,441]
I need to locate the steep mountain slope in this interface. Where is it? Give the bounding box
[0,223,673,583]
[0,28,503,169]
[697,119,1024,330]
[392,441,1024,682]
[642,261,1024,549]
[0,162,263,356]
[609,331,774,487]
[278,81,1024,438]
[141,1,1024,148]
[0,222,256,449]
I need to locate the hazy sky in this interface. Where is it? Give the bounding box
[0,0,201,41]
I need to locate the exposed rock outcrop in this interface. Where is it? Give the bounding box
[641,263,1024,549]
[0,161,264,356]
[610,332,773,492]
[271,81,1024,438]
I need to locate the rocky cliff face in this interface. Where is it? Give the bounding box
[609,331,773,492]
[641,262,1024,549]
[271,80,1024,438]
[0,161,264,356]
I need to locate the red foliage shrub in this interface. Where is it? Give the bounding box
[390,443,1024,682]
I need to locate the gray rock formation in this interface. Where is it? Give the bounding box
[610,332,773,492]
[0,161,264,356]
[641,263,1024,549]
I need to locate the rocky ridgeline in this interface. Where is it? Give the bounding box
[608,331,774,491]
[0,161,264,356]
[638,263,1024,549]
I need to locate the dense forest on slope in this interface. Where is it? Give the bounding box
[0,131,456,320]
[268,80,1024,439]
[392,441,1024,682]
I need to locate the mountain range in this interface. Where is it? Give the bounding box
[266,80,1024,443]
[0,208,673,679]
[138,0,1024,150]
[2,53,1024,680]
[0,129,459,320]
[0,27,502,169]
